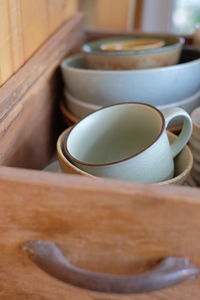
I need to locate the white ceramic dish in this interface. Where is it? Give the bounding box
[64,89,200,127]
[61,49,200,106]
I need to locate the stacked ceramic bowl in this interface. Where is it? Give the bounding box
[61,35,200,131]
[58,34,200,185]
[57,130,193,185]
[57,106,193,185]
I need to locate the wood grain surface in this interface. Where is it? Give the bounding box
[0,0,79,86]
[0,0,13,84]
[8,0,24,73]
[0,166,200,299]
[0,13,84,168]
[20,0,49,60]
[95,0,134,30]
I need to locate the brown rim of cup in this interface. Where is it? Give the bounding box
[64,102,165,167]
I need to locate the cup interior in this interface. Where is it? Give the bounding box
[66,103,164,165]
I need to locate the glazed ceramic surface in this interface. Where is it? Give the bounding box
[57,128,193,185]
[57,128,95,178]
[189,106,200,185]
[82,36,184,70]
[61,49,200,106]
[64,103,192,183]
[64,90,101,119]
[100,38,165,51]
[158,89,200,115]
[60,100,79,125]
[63,89,200,127]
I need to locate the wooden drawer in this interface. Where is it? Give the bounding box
[0,13,199,299]
[1,167,200,299]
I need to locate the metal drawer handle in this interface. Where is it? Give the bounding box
[22,240,199,294]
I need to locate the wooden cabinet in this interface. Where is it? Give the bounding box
[0,9,198,299]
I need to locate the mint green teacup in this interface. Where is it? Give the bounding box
[65,103,192,183]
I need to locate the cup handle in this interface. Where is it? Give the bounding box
[162,107,192,158]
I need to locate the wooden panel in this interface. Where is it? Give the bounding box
[47,0,79,34]
[94,0,134,30]
[47,0,66,34]
[0,0,79,86]
[0,14,84,168]
[20,0,49,60]
[0,0,13,84]
[0,167,200,299]
[64,0,80,20]
[8,0,24,73]
[0,67,62,169]
[0,13,84,119]
[80,0,96,28]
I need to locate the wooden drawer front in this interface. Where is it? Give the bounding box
[0,167,200,299]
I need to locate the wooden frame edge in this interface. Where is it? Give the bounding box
[0,165,199,203]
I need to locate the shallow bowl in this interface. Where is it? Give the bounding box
[64,90,101,119]
[61,49,200,107]
[81,35,184,70]
[63,89,200,128]
[60,100,79,125]
[57,128,193,185]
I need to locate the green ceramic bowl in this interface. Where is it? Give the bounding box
[82,35,184,70]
